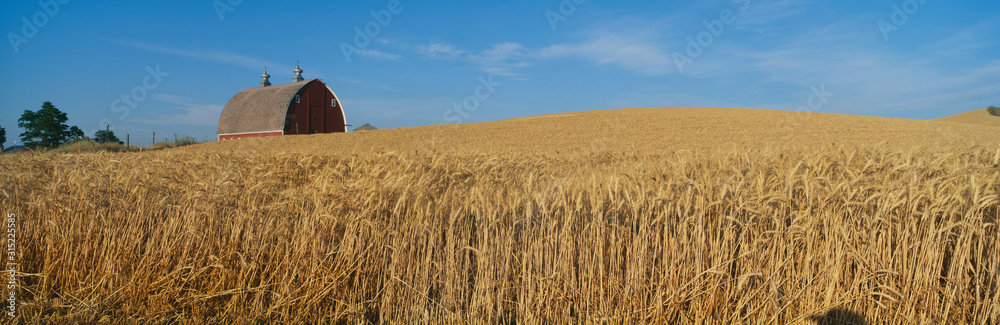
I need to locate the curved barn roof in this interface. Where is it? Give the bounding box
[217,79,316,135]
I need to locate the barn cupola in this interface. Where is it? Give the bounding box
[292,65,304,83]
[260,68,271,87]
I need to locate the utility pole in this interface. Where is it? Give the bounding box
[126,134,129,148]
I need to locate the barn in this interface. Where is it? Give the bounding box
[217,66,347,141]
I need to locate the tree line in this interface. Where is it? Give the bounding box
[1,101,122,152]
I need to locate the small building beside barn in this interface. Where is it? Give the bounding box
[217,66,347,141]
[353,123,377,132]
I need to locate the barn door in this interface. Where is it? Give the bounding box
[309,105,324,133]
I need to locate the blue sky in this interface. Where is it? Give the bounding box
[1,0,998,148]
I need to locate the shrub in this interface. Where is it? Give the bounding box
[94,143,128,152]
[171,134,198,147]
[52,138,95,154]
[150,142,172,150]
[144,134,199,151]
[94,129,123,144]
[988,106,998,116]
[50,139,135,154]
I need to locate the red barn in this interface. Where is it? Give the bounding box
[217,66,346,141]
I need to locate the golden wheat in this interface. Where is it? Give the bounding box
[0,107,998,324]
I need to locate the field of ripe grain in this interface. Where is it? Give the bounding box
[191,107,1000,156]
[1,107,998,324]
[935,108,1000,128]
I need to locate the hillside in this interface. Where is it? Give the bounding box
[191,106,999,156]
[935,108,1000,128]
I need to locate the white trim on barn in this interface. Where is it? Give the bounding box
[323,83,348,131]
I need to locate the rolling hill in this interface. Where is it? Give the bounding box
[192,106,1000,156]
[935,107,1000,128]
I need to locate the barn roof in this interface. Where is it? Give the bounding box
[217,79,318,135]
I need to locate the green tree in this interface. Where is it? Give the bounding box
[0,125,6,151]
[17,101,83,149]
[988,106,998,116]
[94,129,123,144]
[68,126,85,140]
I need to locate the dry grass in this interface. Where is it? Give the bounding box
[1,107,998,324]
[50,141,134,154]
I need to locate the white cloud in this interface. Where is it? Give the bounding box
[357,49,403,62]
[414,42,467,60]
[540,34,674,75]
[476,42,527,63]
[100,38,293,72]
[467,42,532,76]
[404,33,673,77]
[686,16,1000,117]
[409,41,531,76]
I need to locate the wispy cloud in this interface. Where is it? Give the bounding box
[414,42,467,60]
[357,49,403,62]
[539,34,674,76]
[99,38,292,72]
[682,14,1000,116]
[735,0,813,28]
[466,42,532,76]
[919,20,998,56]
[410,42,530,76]
[127,94,223,126]
[399,32,674,77]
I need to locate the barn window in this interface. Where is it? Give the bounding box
[332,99,337,107]
[295,95,300,103]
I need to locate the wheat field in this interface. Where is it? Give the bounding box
[936,108,1000,128]
[1,107,998,324]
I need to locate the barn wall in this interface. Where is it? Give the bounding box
[285,81,345,135]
